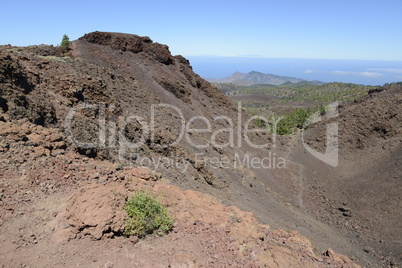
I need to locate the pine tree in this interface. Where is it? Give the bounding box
[60,34,71,48]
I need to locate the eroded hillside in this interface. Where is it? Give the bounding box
[0,31,398,267]
[0,117,360,267]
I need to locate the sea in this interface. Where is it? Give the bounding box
[186,56,402,86]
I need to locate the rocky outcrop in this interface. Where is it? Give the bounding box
[80,31,174,65]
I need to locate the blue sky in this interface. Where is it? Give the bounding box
[1,0,401,61]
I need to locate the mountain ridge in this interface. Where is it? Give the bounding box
[206,71,324,86]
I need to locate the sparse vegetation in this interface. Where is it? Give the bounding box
[383,81,402,88]
[36,55,71,63]
[232,82,374,103]
[6,48,22,54]
[247,103,329,135]
[124,190,173,236]
[275,107,317,135]
[230,81,374,135]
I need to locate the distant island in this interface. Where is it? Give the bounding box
[206,71,324,86]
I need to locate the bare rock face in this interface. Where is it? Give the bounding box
[297,86,402,266]
[0,31,261,205]
[80,31,173,64]
[59,184,128,240]
[305,86,402,150]
[25,45,67,57]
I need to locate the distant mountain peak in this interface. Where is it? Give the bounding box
[206,71,305,86]
[248,71,262,75]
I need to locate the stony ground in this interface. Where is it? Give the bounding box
[0,118,360,267]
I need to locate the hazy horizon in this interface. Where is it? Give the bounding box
[188,56,402,86]
[1,1,401,86]
[1,0,402,63]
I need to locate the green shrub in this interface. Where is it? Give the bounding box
[254,117,267,128]
[124,190,173,236]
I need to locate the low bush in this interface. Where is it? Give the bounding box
[124,190,173,236]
